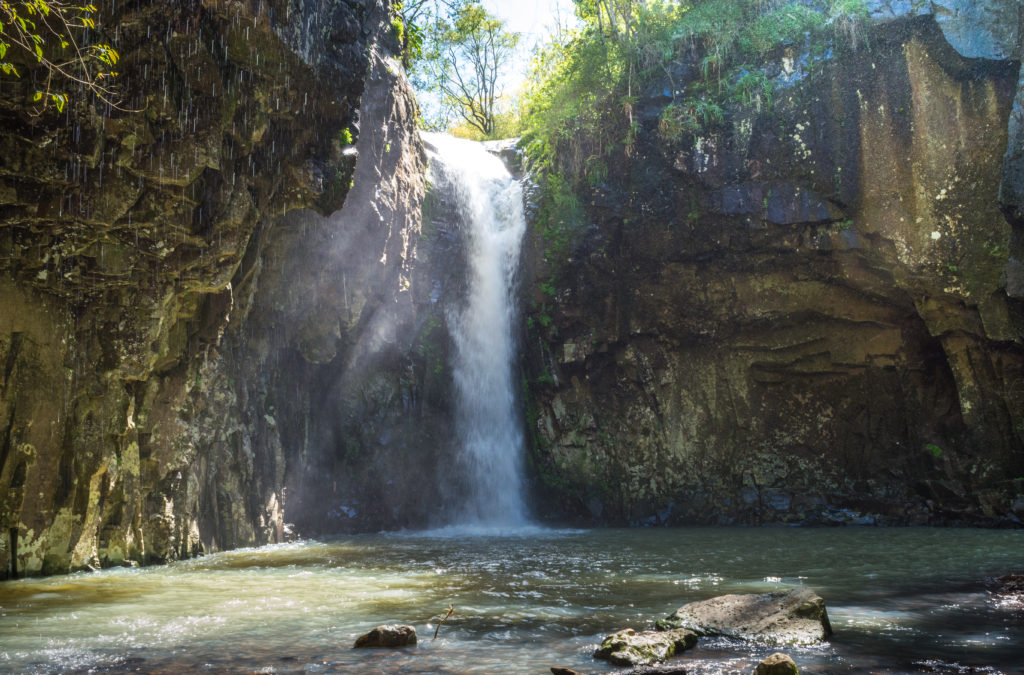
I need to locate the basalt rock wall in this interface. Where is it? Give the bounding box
[0,0,430,578]
[523,8,1024,526]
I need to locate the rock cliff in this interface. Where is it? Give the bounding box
[0,0,429,577]
[523,5,1024,526]
[4,0,1023,580]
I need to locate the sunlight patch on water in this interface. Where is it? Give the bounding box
[832,606,923,634]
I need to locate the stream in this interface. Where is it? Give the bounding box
[1,527,1022,673]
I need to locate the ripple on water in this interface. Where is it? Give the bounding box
[0,528,1022,674]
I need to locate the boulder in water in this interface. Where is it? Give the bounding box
[656,587,832,645]
[754,652,799,675]
[353,624,418,648]
[594,627,697,666]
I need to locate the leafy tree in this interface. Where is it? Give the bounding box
[0,1,119,113]
[417,0,519,137]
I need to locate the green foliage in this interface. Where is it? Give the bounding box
[925,443,944,459]
[1,1,121,112]
[521,0,870,164]
[391,13,405,47]
[738,4,825,56]
[414,314,447,379]
[585,155,608,186]
[536,171,585,262]
[671,0,746,51]
[339,127,354,145]
[392,0,429,68]
[658,96,724,142]
[728,69,774,108]
[414,0,519,137]
[826,0,870,48]
[520,26,624,168]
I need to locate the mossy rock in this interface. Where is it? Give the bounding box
[594,627,698,666]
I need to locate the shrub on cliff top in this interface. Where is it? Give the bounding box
[520,0,869,166]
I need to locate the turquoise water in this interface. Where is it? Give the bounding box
[1,528,1021,673]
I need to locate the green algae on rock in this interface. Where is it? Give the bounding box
[594,627,698,667]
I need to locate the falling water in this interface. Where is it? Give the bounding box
[423,133,530,528]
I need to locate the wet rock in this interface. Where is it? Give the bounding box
[992,573,1024,607]
[996,573,1024,594]
[521,5,1024,530]
[656,588,832,646]
[551,668,583,675]
[629,665,690,674]
[0,0,424,578]
[594,627,697,667]
[353,624,418,648]
[754,652,799,675]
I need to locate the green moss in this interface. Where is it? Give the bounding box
[536,171,585,263]
[658,98,725,142]
[738,5,825,57]
[728,69,774,108]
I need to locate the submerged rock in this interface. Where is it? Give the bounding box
[629,665,691,674]
[594,627,698,666]
[992,573,1024,608]
[754,652,799,675]
[353,624,418,648]
[656,588,832,646]
[995,573,1024,594]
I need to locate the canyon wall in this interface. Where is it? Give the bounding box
[0,0,431,577]
[522,5,1024,526]
[4,0,1024,580]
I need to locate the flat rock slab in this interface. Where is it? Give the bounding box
[353,624,417,648]
[595,627,697,666]
[656,587,832,646]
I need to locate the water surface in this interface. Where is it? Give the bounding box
[1,528,1021,674]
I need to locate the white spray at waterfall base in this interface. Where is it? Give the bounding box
[423,132,531,529]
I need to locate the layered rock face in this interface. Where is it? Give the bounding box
[523,9,1024,526]
[0,0,429,577]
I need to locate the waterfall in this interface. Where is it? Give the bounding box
[423,133,530,529]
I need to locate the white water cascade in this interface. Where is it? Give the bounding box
[423,133,531,529]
